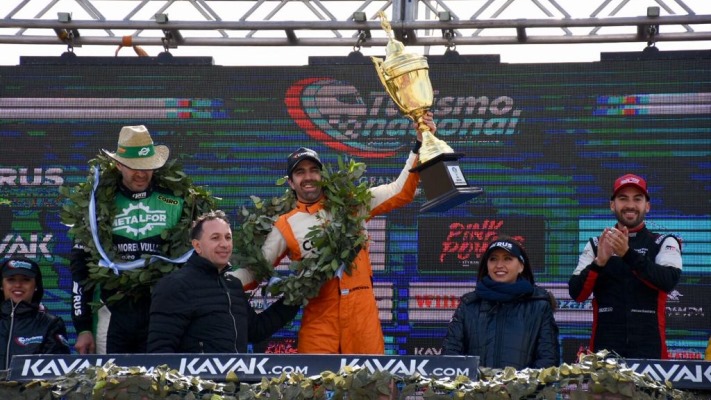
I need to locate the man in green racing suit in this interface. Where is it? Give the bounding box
[64,125,215,354]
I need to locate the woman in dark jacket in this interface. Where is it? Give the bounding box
[442,236,560,369]
[147,210,299,353]
[0,256,70,370]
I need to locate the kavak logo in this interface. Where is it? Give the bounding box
[405,338,444,356]
[9,354,476,382]
[627,359,711,390]
[417,216,545,274]
[284,77,524,159]
[0,233,53,259]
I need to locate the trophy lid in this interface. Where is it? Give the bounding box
[379,12,429,77]
[383,51,429,78]
[385,37,405,58]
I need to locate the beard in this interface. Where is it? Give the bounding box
[296,183,322,203]
[614,208,645,229]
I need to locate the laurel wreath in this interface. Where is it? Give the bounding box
[58,153,217,306]
[232,157,373,306]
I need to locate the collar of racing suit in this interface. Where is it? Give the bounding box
[295,195,325,214]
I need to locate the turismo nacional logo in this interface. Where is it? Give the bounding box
[285,77,405,158]
[285,77,522,158]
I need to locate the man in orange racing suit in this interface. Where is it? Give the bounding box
[258,114,434,354]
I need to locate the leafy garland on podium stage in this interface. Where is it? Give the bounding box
[0,351,689,399]
[59,153,217,306]
[232,157,372,306]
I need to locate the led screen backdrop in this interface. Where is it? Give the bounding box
[0,55,709,362]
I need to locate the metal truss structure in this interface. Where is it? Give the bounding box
[0,0,710,54]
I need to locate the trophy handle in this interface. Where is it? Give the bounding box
[371,57,388,88]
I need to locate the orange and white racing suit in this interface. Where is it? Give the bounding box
[262,151,420,354]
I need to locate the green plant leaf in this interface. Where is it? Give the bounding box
[231,157,372,306]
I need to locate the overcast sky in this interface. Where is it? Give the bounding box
[0,0,709,66]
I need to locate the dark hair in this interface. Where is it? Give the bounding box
[477,235,535,284]
[1,255,44,304]
[190,210,230,240]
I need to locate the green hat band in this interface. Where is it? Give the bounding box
[116,144,156,159]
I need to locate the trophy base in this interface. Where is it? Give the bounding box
[411,153,483,213]
[420,186,484,213]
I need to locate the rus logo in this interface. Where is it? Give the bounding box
[0,168,63,186]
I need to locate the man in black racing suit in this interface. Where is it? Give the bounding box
[67,125,214,354]
[569,173,682,359]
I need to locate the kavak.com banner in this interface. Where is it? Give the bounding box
[626,359,711,390]
[7,354,479,382]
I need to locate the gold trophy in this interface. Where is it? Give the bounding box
[371,11,482,212]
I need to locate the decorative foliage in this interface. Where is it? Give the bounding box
[0,351,696,400]
[429,350,692,399]
[232,157,373,306]
[58,153,217,306]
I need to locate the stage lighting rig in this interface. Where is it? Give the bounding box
[439,11,456,51]
[55,12,81,49]
[156,13,184,50]
[638,6,660,48]
[351,12,371,54]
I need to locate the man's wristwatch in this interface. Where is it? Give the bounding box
[412,140,422,154]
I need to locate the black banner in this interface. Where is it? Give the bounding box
[7,353,479,382]
[626,359,711,390]
[418,215,546,274]
[0,56,709,358]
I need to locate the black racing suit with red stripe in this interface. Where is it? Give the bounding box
[568,225,682,359]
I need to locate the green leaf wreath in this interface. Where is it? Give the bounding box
[232,157,373,306]
[58,153,217,306]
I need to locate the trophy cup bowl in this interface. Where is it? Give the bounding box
[371,12,482,212]
[375,57,432,117]
[372,45,455,165]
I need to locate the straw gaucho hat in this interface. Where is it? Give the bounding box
[103,125,170,170]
